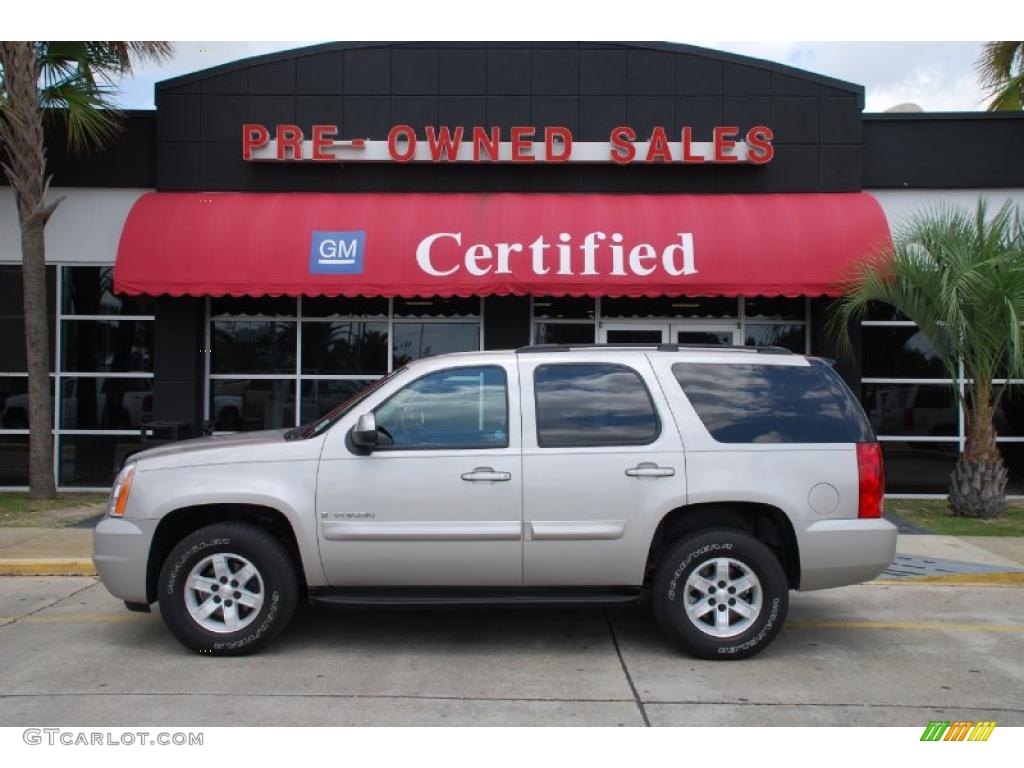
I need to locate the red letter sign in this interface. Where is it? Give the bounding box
[713,126,739,163]
[426,126,464,162]
[276,125,303,161]
[388,125,417,162]
[609,126,637,164]
[242,123,269,160]
[746,126,774,164]
[545,127,572,162]
[311,124,337,162]
[511,127,536,162]
[645,127,673,163]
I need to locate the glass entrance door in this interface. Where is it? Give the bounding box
[600,322,740,345]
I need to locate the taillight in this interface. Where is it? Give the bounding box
[856,442,884,519]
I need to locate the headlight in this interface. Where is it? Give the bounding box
[108,463,136,517]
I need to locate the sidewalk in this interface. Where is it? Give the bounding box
[0,526,1022,581]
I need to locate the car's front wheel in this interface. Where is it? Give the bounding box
[652,529,788,660]
[158,523,298,655]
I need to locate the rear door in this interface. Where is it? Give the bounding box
[518,353,687,586]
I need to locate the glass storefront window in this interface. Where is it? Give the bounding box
[743,296,805,321]
[881,441,960,495]
[60,319,154,373]
[532,296,596,320]
[300,379,376,424]
[59,377,154,430]
[393,296,480,318]
[0,435,30,486]
[861,326,949,379]
[1000,442,1024,496]
[534,323,596,345]
[209,379,295,431]
[62,266,153,316]
[860,384,958,437]
[743,324,806,353]
[211,296,297,317]
[59,434,143,488]
[392,322,480,368]
[301,321,388,375]
[995,390,1024,437]
[302,296,388,318]
[212,321,296,374]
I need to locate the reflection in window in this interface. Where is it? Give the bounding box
[673,362,871,443]
[300,379,375,424]
[534,323,595,345]
[60,377,154,430]
[744,324,806,353]
[860,384,957,437]
[534,364,659,447]
[603,296,737,319]
[861,326,949,379]
[62,266,153,316]
[374,366,507,449]
[61,320,154,372]
[881,442,959,494]
[392,322,479,368]
[532,296,595,320]
[301,322,388,375]
[212,321,296,374]
[210,379,295,431]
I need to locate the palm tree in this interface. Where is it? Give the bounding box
[829,199,1024,518]
[0,41,172,498]
[977,41,1024,111]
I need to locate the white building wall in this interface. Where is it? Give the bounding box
[0,188,148,265]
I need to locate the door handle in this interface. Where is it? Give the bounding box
[461,466,512,482]
[625,462,675,478]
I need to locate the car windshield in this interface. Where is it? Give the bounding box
[298,367,407,439]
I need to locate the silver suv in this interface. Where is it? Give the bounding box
[94,344,896,659]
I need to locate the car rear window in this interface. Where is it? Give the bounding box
[671,361,874,444]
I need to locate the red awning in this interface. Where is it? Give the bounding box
[113,192,890,298]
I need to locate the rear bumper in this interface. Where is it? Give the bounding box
[93,516,159,604]
[795,518,897,591]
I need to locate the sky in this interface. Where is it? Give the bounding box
[112,41,993,114]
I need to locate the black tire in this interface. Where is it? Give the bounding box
[652,529,788,660]
[157,523,298,655]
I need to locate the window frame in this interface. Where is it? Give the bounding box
[533,362,662,449]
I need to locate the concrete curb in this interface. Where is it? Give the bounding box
[873,572,1024,587]
[0,559,96,577]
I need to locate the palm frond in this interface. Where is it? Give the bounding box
[829,197,1024,416]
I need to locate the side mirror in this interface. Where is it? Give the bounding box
[351,412,378,451]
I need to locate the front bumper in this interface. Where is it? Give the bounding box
[795,518,898,591]
[93,516,160,604]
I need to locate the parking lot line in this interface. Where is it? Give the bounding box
[787,619,1024,633]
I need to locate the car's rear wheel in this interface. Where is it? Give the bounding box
[158,523,298,655]
[652,529,788,660]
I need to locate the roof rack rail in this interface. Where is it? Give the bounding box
[515,343,794,355]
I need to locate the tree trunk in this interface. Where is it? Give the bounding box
[948,380,1007,518]
[0,42,59,498]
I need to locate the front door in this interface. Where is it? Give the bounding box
[315,362,523,586]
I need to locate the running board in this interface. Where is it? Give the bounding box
[308,586,642,608]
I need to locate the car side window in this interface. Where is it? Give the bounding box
[373,365,508,450]
[534,363,660,448]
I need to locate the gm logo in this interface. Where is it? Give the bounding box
[310,230,365,274]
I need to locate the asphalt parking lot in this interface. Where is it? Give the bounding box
[0,576,1021,727]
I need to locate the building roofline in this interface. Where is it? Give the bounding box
[863,111,1024,121]
[155,40,864,96]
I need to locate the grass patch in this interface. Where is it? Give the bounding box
[885,499,1024,537]
[0,492,108,528]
